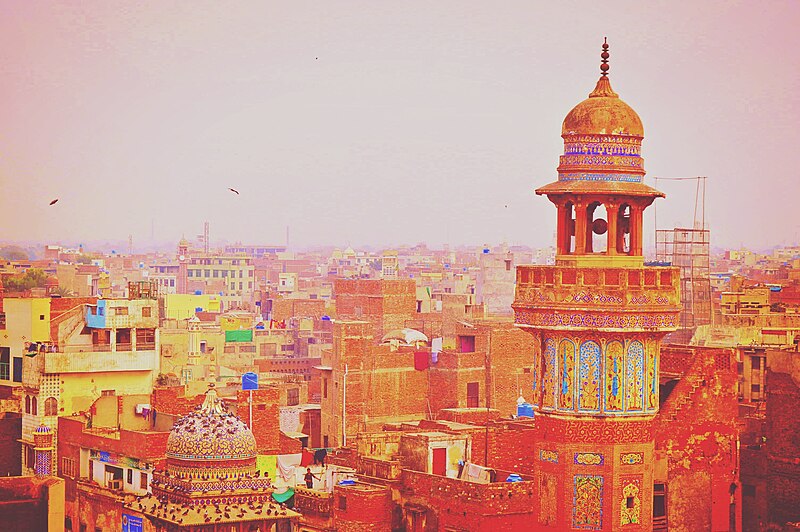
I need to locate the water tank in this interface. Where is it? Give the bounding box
[517,402,534,418]
[506,474,523,483]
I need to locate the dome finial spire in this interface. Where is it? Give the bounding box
[601,37,610,77]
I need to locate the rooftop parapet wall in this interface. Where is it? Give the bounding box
[513,265,680,332]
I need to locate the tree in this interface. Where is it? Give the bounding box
[5,268,48,292]
[0,245,29,261]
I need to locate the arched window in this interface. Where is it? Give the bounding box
[25,395,30,414]
[31,396,38,416]
[588,202,608,253]
[45,397,58,416]
[617,204,631,254]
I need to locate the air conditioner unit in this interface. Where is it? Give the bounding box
[107,479,123,490]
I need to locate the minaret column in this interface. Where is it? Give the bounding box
[574,200,588,254]
[630,204,644,256]
[606,202,620,256]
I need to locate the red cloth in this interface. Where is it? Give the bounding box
[414,351,429,371]
[300,449,314,467]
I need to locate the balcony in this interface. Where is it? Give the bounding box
[44,347,156,373]
[294,486,332,516]
[513,265,681,332]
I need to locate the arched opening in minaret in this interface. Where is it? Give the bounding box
[617,204,632,254]
[586,202,608,253]
[560,201,576,254]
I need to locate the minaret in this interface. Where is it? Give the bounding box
[176,237,189,294]
[513,40,680,530]
[33,424,54,478]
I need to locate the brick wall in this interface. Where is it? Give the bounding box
[0,412,22,476]
[333,484,393,531]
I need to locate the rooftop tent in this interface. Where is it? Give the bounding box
[225,329,253,342]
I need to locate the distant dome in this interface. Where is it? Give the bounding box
[166,385,256,461]
[381,328,429,346]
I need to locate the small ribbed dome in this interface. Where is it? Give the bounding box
[562,77,643,137]
[166,385,256,461]
[34,424,52,434]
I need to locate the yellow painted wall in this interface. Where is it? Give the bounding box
[164,294,221,321]
[61,371,153,415]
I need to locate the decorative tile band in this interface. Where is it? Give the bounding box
[515,309,678,330]
[620,452,644,465]
[574,453,604,466]
[558,172,643,183]
[540,449,559,464]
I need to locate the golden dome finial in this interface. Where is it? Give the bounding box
[601,37,610,77]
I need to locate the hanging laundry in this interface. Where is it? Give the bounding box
[414,351,429,371]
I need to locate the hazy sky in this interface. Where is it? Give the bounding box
[1,1,798,250]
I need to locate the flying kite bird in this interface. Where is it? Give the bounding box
[49,199,59,206]
[228,188,240,195]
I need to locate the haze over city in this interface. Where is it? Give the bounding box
[1,1,798,250]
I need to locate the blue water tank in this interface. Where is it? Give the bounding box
[194,290,203,295]
[517,402,534,418]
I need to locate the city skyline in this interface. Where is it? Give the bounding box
[1,1,798,249]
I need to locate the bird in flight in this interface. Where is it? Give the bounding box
[228,188,240,195]
[49,199,59,206]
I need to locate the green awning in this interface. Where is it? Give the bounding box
[225,329,253,342]
[271,488,294,503]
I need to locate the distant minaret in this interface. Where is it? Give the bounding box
[33,425,54,478]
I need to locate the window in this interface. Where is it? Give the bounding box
[65,517,72,531]
[112,307,128,316]
[39,314,45,320]
[626,496,635,508]
[200,341,207,354]
[751,357,761,370]
[45,397,58,416]
[204,270,210,278]
[12,357,21,383]
[31,396,37,415]
[323,435,329,448]
[25,445,35,469]
[181,369,192,384]
[287,388,300,406]
[61,457,76,478]
[458,335,475,353]
[467,382,479,408]
[140,471,148,491]
[653,483,667,519]
[0,312,6,329]
[142,306,151,317]
[213,270,219,278]
[323,378,328,399]
[0,347,9,380]
[187,270,194,277]
[127,469,133,485]
[338,496,347,511]
[25,395,30,414]
[751,384,760,393]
